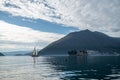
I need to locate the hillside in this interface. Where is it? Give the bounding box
[38,30,120,55]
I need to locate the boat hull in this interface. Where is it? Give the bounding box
[31,55,39,57]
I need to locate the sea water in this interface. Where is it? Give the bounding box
[0,56,120,80]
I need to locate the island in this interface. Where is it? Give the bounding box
[0,52,5,56]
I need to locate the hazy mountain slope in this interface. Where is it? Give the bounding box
[39,30,120,55]
[3,51,31,56]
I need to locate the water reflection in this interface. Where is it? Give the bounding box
[0,56,120,80]
[45,56,120,80]
[32,57,38,68]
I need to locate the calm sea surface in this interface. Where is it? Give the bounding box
[0,56,120,80]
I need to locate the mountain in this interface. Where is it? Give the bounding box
[0,52,4,56]
[38,29,120,55]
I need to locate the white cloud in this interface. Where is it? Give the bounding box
[0,0,120,37]
[0,21,64,51]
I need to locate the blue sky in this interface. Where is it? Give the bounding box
[0,11,78,34]
[0,0,120,52]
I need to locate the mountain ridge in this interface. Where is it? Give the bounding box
[38,30,120,55]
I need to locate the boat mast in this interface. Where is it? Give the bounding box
[35,47,38,56]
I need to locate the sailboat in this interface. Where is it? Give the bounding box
[32,47,38,57]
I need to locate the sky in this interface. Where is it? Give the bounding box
[0,0,120,52]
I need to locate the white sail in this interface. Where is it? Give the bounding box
[32,47,38,57]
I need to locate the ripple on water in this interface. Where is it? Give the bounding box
[0,56,120,80]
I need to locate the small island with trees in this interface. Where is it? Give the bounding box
[68,50,88,56]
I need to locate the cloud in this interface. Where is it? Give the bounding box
[0,21,64,51]
[0,0,120,37]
